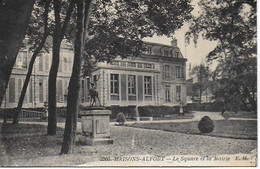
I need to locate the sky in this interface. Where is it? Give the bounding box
[143,0,219,72]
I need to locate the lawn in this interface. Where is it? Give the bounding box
[128,120,257,140]
[0,120,257,166]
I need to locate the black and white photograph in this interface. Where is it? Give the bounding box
[0,0,257,167]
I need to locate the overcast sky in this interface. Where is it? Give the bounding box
[143,0,219,72]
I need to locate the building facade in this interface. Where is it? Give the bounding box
[1,41,74,109]
[2,39,187,109]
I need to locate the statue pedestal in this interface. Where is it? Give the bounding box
[78,109,113,145]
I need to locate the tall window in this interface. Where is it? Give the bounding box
[38,54,43,71]
[57,80,63,102]
[163,65,170,79]
[9,78,15,103]
[44,53,49,71]
[176,86,181,102]
[128,75,136,95]
[17,51,27,68]
[164,50,169,56]
[176,66,182,78]
[176,52,180,58]
[110,74,119,94]
[39,79,44,103]
[144,76,152,95]
[147,46,152,54]
[165,85,171,102]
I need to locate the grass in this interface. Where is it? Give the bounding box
[0,119,257,166]
[128,120,257,140]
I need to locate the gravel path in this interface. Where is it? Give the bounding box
[0,111,257,166]
[75,125,256,157]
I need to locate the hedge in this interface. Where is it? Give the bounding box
[137,105,188,117]
[107,105,137,119]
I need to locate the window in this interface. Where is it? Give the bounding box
[56,80,63,102]
[164,50,169,56]
[144,63,152,69]
[176,86,181,102]
[163,65,170,79]
[110,74,119,94]
[39,79,44,103]
[176,66,184,78]
[128,75,136,95]
[9,78,15,103]
[165,85,171,102]
[44,53,49,71]
[127,62,136,68]
[17,51,27,68]
[38,54,43,71]
[120,61,126,67]
[64,80,68,102]
[144,76,152,95]
[176,52,180,58]
[29,79,33,103]
[137,63,143,68]
[147,46,152,54]
[111,61,120,66]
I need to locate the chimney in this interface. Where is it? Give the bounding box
[171,38,177,47]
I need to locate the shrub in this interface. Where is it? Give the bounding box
[116,113,126,125]
[109,106,137,119]
[138,106,178,117]
[198,116,215,133]
[222,111,236,120]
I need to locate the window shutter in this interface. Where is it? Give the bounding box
[137,76,143,101]
[121,74,127,101]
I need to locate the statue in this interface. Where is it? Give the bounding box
[88,75,101,106]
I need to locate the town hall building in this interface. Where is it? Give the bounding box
[1,39,187,109]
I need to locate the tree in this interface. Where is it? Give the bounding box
[13,0,51,124]
[186,0,256,112]
[61,0,193,154]
[190,64,211,104]
[47,0,75,135]
[0,0,35,107]
[61,0,92,154]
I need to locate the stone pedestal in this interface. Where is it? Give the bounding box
[79,109,113,145]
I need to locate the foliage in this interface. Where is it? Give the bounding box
[72,0,194,77]
[189,64,212,103]
[198,116,215,133]
[26,0,54,53]
[116,112,126,125]
[61,0,193,154]
[222,111,231,120]
[186,0,257,112]
[109,105,136,119]
[138,106,187,117]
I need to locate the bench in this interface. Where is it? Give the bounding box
[134,117,153,121]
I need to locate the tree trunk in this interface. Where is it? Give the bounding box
[47,0,62,135]
[61,0,92,154]
[47,0,76,135]
[0,0,35,107]
[13,0,50,124]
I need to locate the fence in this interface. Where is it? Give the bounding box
[20,109,45,119]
